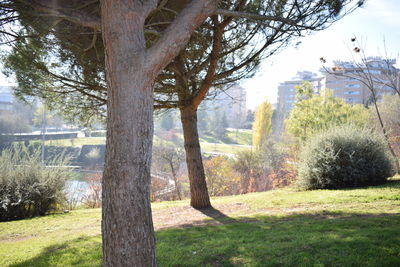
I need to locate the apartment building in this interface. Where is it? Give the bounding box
[321,57,398,105]
[0,86,13,112]
[205,84,247,128]
[277,57,399,116]
[277,71,323,116]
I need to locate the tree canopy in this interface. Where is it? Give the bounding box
[0,0,363,122]
[285,82,370,141]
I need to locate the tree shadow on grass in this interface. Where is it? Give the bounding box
[197,207,238,224]
[9,210,400,267]
[10,236,102,267]
[156,210,400,266]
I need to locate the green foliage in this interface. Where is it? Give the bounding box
[286,82,370,141]
[252,101,273,149]
[209,110,228,139]
[160,112,175,132]
[298,125,394,189]
[0,113,31,134]
[233,150,264,193]
[0,146,71,221]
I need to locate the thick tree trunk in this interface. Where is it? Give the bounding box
[101,1,156,266]
[180,106,211,209]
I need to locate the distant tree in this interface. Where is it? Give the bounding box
[160,112,174,132]
[209,109,228,139]
[285,82,370,142]
[215,111,229,139]
[152,144,185,200]
[243,110,255,129]
[252,101,273,149]
[0,114,31,134]
[197,108,210,134]
[233,150,263,194]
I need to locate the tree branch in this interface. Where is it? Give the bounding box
[146,0,220,79]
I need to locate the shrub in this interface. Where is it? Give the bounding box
[233,150,264,193]
[298,125,395,189]
[204,156,241,196]
[0,146,71,221]
[81,173,102,208]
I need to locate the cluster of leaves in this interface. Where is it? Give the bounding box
[0,145,72,221]
[285,82,370,142]
[203,156,241,196]
[0,113,31,134]
[297,125,394,190]
[232,142,296,194]
[252,101,273,149]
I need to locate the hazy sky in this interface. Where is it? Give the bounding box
[1,0,399,110]
[243,0,400,109]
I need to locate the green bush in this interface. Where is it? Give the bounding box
[298,125,394,189]
[0,146,71,221]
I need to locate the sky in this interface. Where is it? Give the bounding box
[242,0,400,109]
[1,0,399,110]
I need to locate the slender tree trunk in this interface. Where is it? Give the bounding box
[372,97,400,173]
[180,106,211,209]
[169,161,182,200]
[101,2,156,266]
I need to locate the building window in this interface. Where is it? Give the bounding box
[347,98,354,103]
[346,84,361,88]
[345,91,360,95]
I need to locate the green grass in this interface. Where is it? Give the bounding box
[200,142,251,154]
[199,130,252,146]
[44,137,106,147]
[226,129,252,145]
[1,177,399,266]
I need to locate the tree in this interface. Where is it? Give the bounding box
[374,94,400,162]
[233,149,263,194]
[285,82,370,142]
[2,0,362,210]
[160,112,174,132]
[0,0,364,264]
[252,101,273,149]
[152,143,185,200]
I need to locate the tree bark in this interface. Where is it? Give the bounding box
[99,0,219,265]
[180,106,211,209]
[101,1,156,266]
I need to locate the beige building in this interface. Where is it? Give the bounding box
[207,84,247,128]
[277,58,398,116]
[277,71,323,116]
[321,57,398,105]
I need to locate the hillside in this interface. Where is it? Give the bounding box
[1,177,399,266]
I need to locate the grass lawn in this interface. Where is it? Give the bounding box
[200,142,251,154]
[226,129,252,145]
[1,177,399,266]
[44,137,106,147]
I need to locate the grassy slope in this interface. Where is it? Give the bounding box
[1,177,399,266]
[43,130,253,155]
